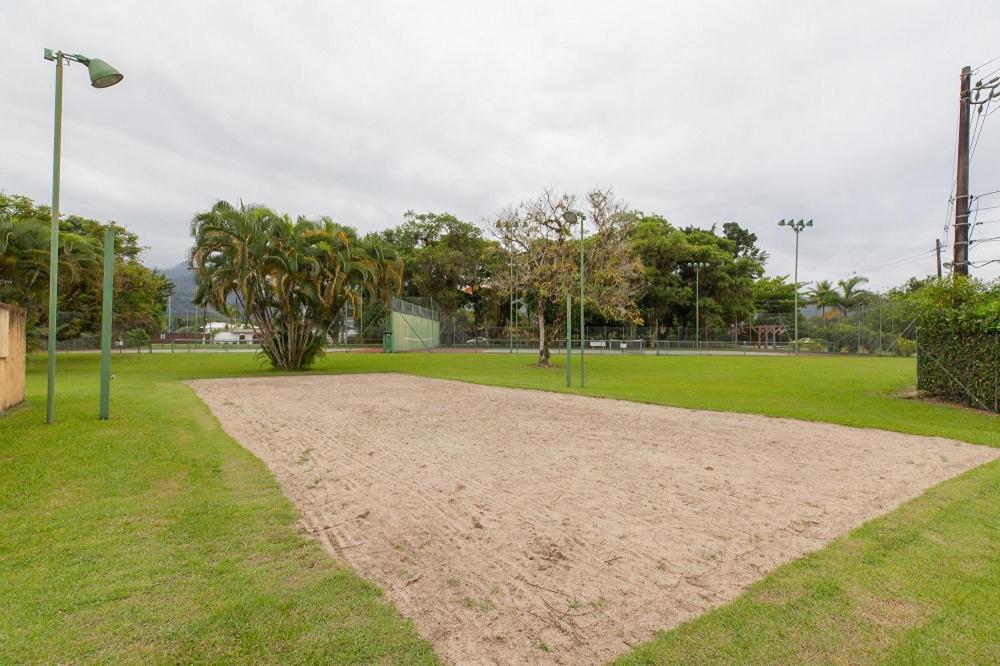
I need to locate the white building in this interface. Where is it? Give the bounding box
[211,326,260,344]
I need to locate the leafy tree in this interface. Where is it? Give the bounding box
[722,221,768,264]
[752,275,797,316]
[190,200,402,369]
[808,279,839,319]
[493,189,643,366]
[836,274,870,316]
[0,193,167,341]
[630,217,765,333]
[373,211,495,318]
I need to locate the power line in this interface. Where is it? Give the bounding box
[971,55,1000,73]
[857,248,938,273]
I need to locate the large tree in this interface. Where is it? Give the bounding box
[492,189,644,366]
[808,279,839,319]
[630,217,765,333]
[190,200,402,369]
[373,211,496,317]
[0,192,169,340]
[836,274,870,316]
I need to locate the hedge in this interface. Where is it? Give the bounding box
[917,317,999,412]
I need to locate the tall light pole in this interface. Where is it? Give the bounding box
[578,212,585,388]
[685,262,710,349]
[777,219,813,354]
[561,210,585,387]
[43,48,123,424]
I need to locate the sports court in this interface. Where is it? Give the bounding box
[190,374,997,665]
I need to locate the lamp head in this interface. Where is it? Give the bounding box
[806,219,813,227]
[778,219,786,226]
[563,211,578,225]
[86,58,123,88]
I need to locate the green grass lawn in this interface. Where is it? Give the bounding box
[1,351,997,663]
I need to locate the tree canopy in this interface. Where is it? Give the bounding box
[0,192,170,342]
[189,200,402,369]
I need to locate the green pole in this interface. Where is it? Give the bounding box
[695,266,700,351]
[566,292,572,387]
[99,227,114,419]
[793,228,800,354]
[46,51,64,425]
[579,216,585,387]
[509,250,513,354]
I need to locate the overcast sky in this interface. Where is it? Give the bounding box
[4,1,1000,289]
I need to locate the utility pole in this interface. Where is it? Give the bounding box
[935,239,943,279]
[953,65,971,276]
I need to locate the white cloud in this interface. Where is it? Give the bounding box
[2,0,999,288]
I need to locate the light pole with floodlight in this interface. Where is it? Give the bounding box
[560,210,585,387]
[685,262,710,350]
[777,218,813,354]
[43,48,123,423]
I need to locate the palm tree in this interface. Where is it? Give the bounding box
[1,214,98,335]
[189,200,402,369]
[808,279,839,319]
[836,274,870,316]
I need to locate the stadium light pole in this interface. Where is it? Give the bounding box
[777,219,813,354]
[685,262,710,350]
[43,48,123,424]
[562,210,585,387]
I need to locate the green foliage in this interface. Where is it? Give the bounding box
[494,189,644,364]
[124,327,150,345]
[752,275,796,316]
[915,277,999,411]
[630,216,765,331]
[836,274,870,315]
[372,211,498,318]
[189,200,403,369]
[897,338,916,357]
[0,192,170,340]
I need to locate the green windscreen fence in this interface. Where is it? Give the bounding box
[389,297,440,352]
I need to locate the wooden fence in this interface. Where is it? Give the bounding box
[0,303,27,412]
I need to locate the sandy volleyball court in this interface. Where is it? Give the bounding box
[190,374,997,665]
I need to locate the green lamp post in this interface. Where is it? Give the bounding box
[560,210,584,388]
[777,218,813,354]
[43,48,123,424]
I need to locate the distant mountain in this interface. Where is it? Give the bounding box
[163,261,200,318]
[163,261,239,322]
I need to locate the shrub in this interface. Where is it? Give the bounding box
[896,338,916,357]
[915,277,999,412]
[124,328,150,346]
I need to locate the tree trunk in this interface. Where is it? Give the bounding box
[537,298,550,366]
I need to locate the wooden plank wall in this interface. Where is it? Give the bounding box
[0,303,26,412]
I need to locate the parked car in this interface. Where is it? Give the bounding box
[465,336,490,347]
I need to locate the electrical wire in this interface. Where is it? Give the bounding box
[857,248,938,273]
[970,97,993,159]
[972,55,1000,74]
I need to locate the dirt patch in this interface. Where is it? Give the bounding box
[189,374,997,665]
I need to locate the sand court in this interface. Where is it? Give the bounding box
[190,374,997,665]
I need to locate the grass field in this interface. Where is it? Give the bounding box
[1,352,997,663]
